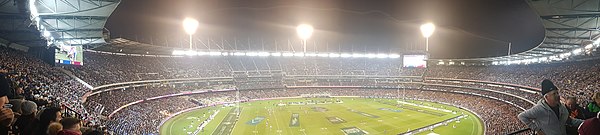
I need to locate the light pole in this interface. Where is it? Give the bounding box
[296,24,314,53]
[420,23,435,52]
[183,18,199,50]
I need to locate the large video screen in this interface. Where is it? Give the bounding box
[403,55,427,68]
[55,45,83,65]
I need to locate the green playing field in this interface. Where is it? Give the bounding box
[160,98,484,135]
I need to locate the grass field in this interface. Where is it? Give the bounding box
[160,97,484,135]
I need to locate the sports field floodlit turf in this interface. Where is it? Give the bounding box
[160,97,484,135]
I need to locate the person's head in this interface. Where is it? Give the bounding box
[593,92,600,104]
[47,122,63,135]
[541,79,560,107]
[60,117,81,131]
[20,100,37,116]
[566,96,578,109]
[0,74,10,106]
[39,107,63,127]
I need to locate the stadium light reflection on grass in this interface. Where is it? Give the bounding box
[171,50,401,58]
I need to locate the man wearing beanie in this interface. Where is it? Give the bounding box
[518,79,584,135]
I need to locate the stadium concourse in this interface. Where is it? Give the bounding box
[3,44,600,134]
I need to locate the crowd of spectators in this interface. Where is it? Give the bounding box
[3,45,600,134]
[0,46,104,134]
[426,60,600,107]
[68,52,425,87]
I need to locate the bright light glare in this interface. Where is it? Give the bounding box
[420,23,436,38]
[209,51,221,56]
[183,18,199,35]
[234,52,246,56]
[282,52,294,57]
[294,52,305,57]
[271,52,281,57]
[43,30,51,38]
[296,24,314,40]
[572,48,583,55]
[306,53,318,57]
[258,52,270,56]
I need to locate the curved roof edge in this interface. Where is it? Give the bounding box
[28,0,120,48]
[431,0,600,65]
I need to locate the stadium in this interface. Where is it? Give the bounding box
[1,0,600,135]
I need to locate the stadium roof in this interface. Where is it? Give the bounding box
[30,0,120,49]
[433,0,600,65]
[0,0,120,49]
[0,0,45,47]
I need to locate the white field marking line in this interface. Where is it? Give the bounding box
[230,107,243,135]
[469,113,477,135]
[272,107,284,135]
[168,110,189,135]
[348,100,454,134]
[322,103,370,135]
[193,110,220,135]
[210,108,231,135]
[348,102,412,134]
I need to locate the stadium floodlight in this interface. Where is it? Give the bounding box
[43,30,51,38]
[294,52,305,57]
[258,52,270,57]
[306,53,318,57]
[585,44,594,49]
[420,23,436,52]
[317,53,329,57]
[246,52,258,56]
[340,53,352,58]
[328,53,340,58]
[198,51,209,56]
[376,53,389,58]
[271,52,282,57]
[282,52,294,57]
[183,18,199,49]
[233,52,246,56]
[209,51,221,56]
[185,50,197,56]
[221,52,229,56]
[365,54,377,58]
[296,24,314,52]
[572,48,583,55]
[389,54,401,58]
[352,53,365,58]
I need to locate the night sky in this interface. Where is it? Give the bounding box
[105,0,544,59]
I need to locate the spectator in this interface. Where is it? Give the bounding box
[47,122,62,135]
[587,92,600,114]
[566,96,589,119]
[14,100,38,135]
[36,107,63,135]
[566,96,588,135]
[578,112,600,135]
[58,117,82,135]
[0,73,14,135]
[518,80,583,135]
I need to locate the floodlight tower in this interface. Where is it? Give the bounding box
[183,18,199,50]
[420,23,436,52]
[296,24,314,53]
